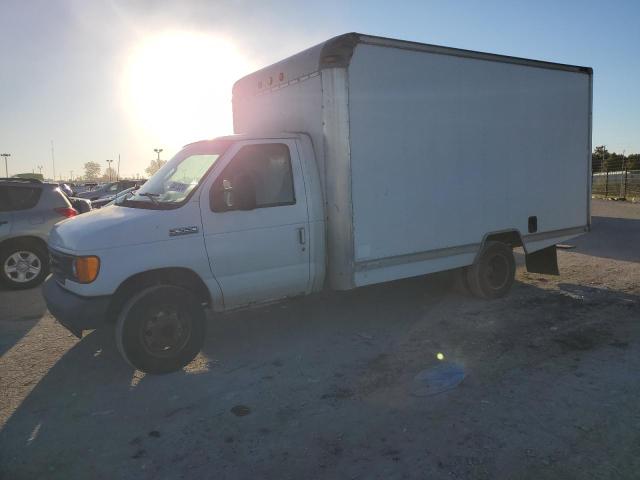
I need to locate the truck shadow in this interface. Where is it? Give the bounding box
[1,276,638,478]
[0,274,453,473]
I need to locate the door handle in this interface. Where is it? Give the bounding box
[297,227,306,245]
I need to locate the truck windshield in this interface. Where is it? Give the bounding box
[122,140,231,209]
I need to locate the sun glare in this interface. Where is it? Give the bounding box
[123,31,252,152]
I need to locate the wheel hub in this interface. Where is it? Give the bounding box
[140,306,191,357]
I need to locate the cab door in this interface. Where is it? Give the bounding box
[199,140,310,309]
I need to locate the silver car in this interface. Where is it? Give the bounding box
[0,178,78,289]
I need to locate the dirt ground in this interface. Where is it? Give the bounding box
[1,199,639,479]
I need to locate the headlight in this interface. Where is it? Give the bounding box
[72,256,100,283]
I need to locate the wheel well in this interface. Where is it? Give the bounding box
[482,230,523,249]
[107,268,212,323]
[0,235,48,254]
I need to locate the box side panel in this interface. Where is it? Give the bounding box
[348,43,591,267]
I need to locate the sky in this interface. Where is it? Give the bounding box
[0,0,639,180]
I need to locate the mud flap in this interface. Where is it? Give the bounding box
[525,245,559,275]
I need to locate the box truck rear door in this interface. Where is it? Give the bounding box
[201,140,311,308]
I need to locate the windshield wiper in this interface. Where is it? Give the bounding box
[138,192,160,205]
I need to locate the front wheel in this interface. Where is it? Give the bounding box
[115,285,206,374]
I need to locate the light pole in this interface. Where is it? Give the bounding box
[51,140,56,181]
[1,153,10,177]
[106,159,114,182]
[154,148,163,161]
[70,170,74,182]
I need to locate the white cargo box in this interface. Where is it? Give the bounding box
[233,33,592,290]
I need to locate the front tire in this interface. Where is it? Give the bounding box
[115,285,206,374]
[0,241,49,289]
[466,241,515,299]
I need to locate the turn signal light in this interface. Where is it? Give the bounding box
[73,256,100,283]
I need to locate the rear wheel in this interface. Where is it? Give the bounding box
[466,241,515,299]
[115,285,206,374]
[0,241,49,289]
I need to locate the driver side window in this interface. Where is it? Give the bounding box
[211,143,295,212]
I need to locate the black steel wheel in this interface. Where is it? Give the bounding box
[466,241,515,299]
[116,285,206,374]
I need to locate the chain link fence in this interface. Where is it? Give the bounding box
[592,156,640,200]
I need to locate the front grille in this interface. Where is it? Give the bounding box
[49,249,74,283]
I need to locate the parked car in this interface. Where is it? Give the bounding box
[75,180,139,201]
[0,178,78,289]
[91,186,138,209]
[72,182,99,195]
[43,33,592,374]
[60,184,92,214]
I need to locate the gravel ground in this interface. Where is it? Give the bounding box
[1,199,639,479]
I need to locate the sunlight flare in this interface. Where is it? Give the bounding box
[122,31,253,151]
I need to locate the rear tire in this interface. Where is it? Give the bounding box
[0,240,49,289]
[115,285,206,374]
[466,241,515,299]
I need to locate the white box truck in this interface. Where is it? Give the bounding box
[43,33,592,373]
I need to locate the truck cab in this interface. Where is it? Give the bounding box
[44,133,325,373]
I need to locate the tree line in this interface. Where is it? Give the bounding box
[79,158,167,182]
[592,146,640,173]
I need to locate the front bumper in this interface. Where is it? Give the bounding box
[42,276,110,338]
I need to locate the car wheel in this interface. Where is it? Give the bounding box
[0,241,49,289]
[115,285,206,374]
[466,241,515,299]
